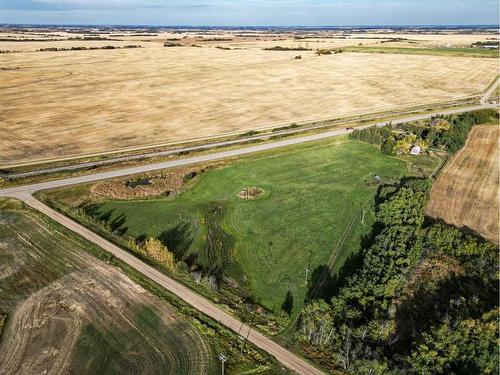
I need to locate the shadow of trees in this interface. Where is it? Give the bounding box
[158,222,194,262]
[83,204,128,235]
[281,290,294,315]
[393,271,498,355]
[303,181,398,304]
[109,214,128,235]
[306,249,364,303]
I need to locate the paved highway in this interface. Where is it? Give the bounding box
[0,101,497,374]
[5,99,496,179]
[1,103,497,197]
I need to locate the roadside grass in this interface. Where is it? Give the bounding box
[43,138,407,321]
[344,46,499,58]
[0,199,286,374]
[492,84,500,102]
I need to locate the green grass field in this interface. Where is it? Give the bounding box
[344,46,499,58]
[59,139,407,319]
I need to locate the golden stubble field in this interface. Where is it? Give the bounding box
[0,35,498,165]
[0,201,213,374]
[427,125,499,243]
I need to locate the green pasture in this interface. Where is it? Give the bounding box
[83,139,407,318]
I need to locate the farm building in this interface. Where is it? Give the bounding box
[410,145,421,155]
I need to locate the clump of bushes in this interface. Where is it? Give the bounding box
[316,48,343,56]
[39,45,141,52]
[164,42,183,47]
[316,49,331,55]
[264,46,311,51]
[349,109,498,155]
[130,237,177,272]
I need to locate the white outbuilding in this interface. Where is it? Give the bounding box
[410,145,421,155]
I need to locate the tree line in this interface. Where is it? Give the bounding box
[296,177,498,374]
[349,109,498,155]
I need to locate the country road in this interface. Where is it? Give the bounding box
[480,77,499,105]
[0,101,497,374]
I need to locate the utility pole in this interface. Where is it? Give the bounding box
[304,250,313,285]
[238,335,244,354]
[237,321,244,355]
[242,311,256,354]
[218,353,227,375]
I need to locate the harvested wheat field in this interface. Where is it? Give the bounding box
[0,199,215,375]
[427,125,499,242]
[0,41,498,165]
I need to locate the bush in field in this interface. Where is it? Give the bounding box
[264,46,311,51]
[316,49,332,55]
[393,134,416,155]
[164,42,183,47]
[141,238,177,272]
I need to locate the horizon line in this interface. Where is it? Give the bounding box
[2,23,499,28]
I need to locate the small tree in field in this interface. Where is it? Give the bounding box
[142,238,176,272]
[394,134,416,155]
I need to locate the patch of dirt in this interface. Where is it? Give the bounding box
[426,125,499,243]
[397,254,464,304]
[237,187,264,200]
[90,167,201,199]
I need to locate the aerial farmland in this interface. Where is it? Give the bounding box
[0,28,498,165]
[0,19,498,375]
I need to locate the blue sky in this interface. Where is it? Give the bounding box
[0,0,498,26]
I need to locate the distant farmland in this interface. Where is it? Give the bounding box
[427,125,499,242]
[0,43,498,165]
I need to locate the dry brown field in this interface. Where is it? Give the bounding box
[0,29,498,165]
[426,125,499,243]
[0,199,213,374]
